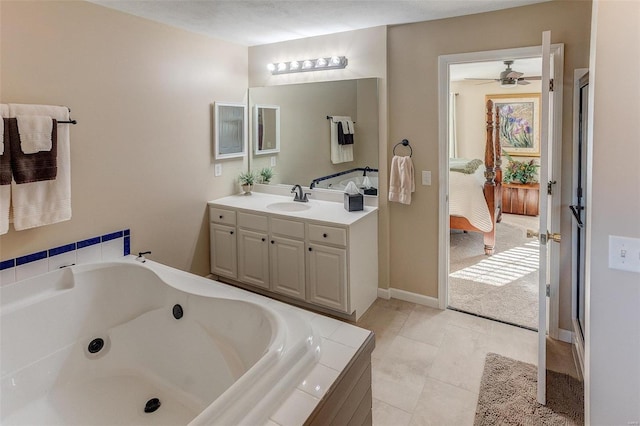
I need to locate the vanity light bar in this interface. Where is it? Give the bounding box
[267,56,348,75]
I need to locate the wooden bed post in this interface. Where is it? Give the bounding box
[494,103,503,224]
[483,100,497,255]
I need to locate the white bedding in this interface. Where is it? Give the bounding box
[449,165,493,232]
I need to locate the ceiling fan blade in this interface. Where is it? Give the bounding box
[464,78,497,81]
[522,76,542,81]
[517,80,531,85]
[474,81,496,85]
[505,71,524,79]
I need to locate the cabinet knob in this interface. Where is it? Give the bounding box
[271,240,275,244]
[219,215,223,219]
[308,247,313,251]
[230,231,234,235]
[323,233,328,238]
[262,238,266,242]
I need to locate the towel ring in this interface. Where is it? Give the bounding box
[393,139,412,157]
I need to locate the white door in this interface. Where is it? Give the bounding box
[270,236,306,300]
[537,30,563,405]
[307,244,348,312]
[238,229,270,289]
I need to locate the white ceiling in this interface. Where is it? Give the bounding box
[88,0,551,47]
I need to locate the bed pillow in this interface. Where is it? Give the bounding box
[450,158,483,174]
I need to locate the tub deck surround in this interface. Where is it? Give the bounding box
[208,190,379,321]
[0,257,373,425]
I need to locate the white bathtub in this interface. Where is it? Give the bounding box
[0,258,321,425]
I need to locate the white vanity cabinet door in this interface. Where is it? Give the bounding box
[270,236,306,300]
[237,229,270,289]
[210,223,237,279]
[307,243,348,313]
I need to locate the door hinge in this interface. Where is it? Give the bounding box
[546,284,551,297]
[547,180,556,195]
[549,78,554,92]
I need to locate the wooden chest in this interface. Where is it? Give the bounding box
[502,183,540,216]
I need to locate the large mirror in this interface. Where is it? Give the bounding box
[249,78,379,193]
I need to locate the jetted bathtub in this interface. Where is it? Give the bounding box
[1,258,320,425]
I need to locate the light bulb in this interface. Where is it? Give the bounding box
[277,62,287,72]
[330,56,341,66]
[267,63,276,72]
[289,61,300,70]
[302,60,313,69]
[316,58,327,68]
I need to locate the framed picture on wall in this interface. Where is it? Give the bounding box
[214,102,247,160]
[486,93,541,157]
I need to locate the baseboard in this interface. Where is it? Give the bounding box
[379,287,440,309]
[377,288,391,300]
[558,328,573,344]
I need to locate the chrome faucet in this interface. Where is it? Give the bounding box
[291,184,309,202]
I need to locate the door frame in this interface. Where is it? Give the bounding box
[437,44,564,339]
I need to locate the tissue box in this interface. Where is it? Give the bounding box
[344,192,364,212]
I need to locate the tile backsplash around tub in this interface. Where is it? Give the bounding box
[0,229,130,286]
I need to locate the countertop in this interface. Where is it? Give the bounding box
[208,192,377,226]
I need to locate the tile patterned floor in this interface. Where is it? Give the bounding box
[355,298,554,426]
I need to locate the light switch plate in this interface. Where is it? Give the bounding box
[609,235,640,273]
[422,171,431,186]
[270,156,277,167]
[214,163,222,177]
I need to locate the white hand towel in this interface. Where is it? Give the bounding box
[9,104,71,230]
[330,115,353,164]
[388,155,415,205]
[15,114,53,154]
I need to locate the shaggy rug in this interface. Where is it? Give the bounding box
[449,220,539,329]
[475,353,584,426]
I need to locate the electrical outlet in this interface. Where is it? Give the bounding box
[422,171,431,186]
[214,163,222,177]
[609,235,640,273]
[270,156,277,167]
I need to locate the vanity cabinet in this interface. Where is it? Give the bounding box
[208,196,378,321]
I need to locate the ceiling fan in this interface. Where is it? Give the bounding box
[466,60,541,87]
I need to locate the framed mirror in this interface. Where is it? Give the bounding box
[254,104,280,155]
[214,102,246,160]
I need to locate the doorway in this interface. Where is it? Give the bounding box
[446,58,543,329]
[437,44,564,338]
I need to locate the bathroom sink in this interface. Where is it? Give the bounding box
[266,202,311,212]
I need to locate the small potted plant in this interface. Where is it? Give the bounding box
[238,171,256,194]
[259,167,274,184]
[503,152,539,184]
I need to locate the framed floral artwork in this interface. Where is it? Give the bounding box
[486,93,541,157]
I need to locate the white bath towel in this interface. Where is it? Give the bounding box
[15,114,53,154]
[0,104,9,235]
[330,115,353,164]
[388,155,415,205]
[9,104,72,230]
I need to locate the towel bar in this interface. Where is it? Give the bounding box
[393,139,412,157]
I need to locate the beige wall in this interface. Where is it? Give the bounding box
[388,0,591,330]
[587,1,640,423]
[0,1,248,275]
[249,26,390,288]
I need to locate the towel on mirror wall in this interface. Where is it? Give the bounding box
[337,122,354,145]
[330,115,353,164]
[388,155,415,205]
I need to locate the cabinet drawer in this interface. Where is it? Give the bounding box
[270,217,305,239]
[210,207,236,226]
[238,211,268,232]
[308,224,347,247]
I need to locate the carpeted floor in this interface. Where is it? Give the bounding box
[475,353,584,425]
[449,217,539,329]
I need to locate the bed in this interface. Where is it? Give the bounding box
[449,100,502,255]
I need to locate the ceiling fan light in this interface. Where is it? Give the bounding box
[500,79,518,88]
